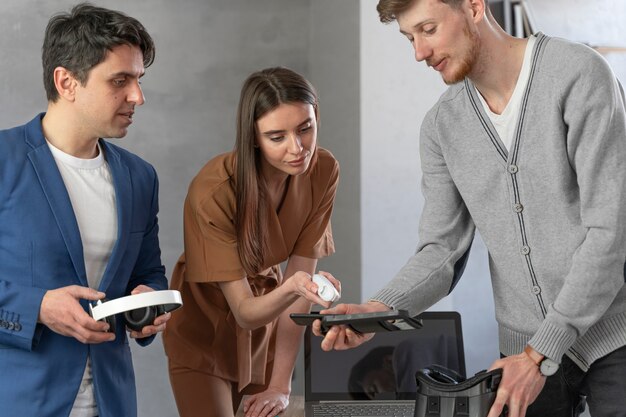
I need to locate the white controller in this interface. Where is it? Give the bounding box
[312,274,341,303]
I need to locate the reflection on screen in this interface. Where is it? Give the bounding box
[305,314,465,401]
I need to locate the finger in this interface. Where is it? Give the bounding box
[268,404,282,417]
[254,402,274,417]
[487,391,508,417]
[311,319,323,336]
[130,284,154,295]
[320,303,349,315]
[318,271,341,292]
[143,323,167,335]
[345,328,371,347]
[302,286,331,308]
[75,309,110,332]
[247,399,269,417]
[243,395,254,412]
[153,312,172,326]
[487,359,504,372]
[71,286,106,301]
[321,326,340,351]
[72,320,115,344]
[334,328,354,350]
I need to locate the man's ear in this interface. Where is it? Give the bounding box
[468,0,486,23]
[53,66,79,102]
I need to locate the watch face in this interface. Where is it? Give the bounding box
[540,358,559,376]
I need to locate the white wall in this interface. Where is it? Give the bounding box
[525,0,626,83]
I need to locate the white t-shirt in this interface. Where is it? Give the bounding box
[47,140,117,417]
[476,35,537,151]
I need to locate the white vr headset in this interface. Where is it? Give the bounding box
[89,290,183,333]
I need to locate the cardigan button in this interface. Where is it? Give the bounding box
[521,246,531,255]
[13,323,22,332]
[532,286,541,295]
[508,164,519,174]
[513,203,524,213]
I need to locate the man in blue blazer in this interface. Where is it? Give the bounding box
[0,4,170,417]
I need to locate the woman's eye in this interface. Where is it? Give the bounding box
[270,136,284,142]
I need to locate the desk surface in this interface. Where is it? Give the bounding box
[236,395,304,417]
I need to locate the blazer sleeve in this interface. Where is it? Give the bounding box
[0,280,47,351]
[126,166,168,293]
[124,166,168,347]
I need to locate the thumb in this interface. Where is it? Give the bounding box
[70,285,105,301]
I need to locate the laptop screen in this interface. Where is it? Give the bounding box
[304,311,465,401]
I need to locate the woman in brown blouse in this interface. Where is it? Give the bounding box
[163,67,341,417]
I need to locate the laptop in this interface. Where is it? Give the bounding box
[304,311,465,417]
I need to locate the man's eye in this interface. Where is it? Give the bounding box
[112,79,126,87]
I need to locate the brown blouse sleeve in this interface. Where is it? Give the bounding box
[182,176,246,283]
[292,149,339,259]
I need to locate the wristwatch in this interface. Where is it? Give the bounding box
[524,345,559,376]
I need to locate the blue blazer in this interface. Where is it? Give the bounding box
[0,114,168,417]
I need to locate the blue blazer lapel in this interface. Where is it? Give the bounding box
[98,140,131,292]
[25,116,88,286]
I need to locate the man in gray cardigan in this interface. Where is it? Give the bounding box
[314,1,626,416]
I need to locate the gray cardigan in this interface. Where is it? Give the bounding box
[372,33,626,370]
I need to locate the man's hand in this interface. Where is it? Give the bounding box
[127,285,172,339]
[486,351,547,417]
[312,301,390,351]
[39,285,115,344]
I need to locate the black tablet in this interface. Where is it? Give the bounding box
[290,310,422,334]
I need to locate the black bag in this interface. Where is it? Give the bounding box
[414,365,504,417]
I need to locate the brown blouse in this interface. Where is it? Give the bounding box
[163,148,338,391]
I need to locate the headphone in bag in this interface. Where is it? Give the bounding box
[414,365,504,417]
[89,290,183,333]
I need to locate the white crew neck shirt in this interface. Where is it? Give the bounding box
[47,140,118,417]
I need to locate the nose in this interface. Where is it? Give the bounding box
[127,80,145,106]
[288,133,303,154]
[413,38,432,62]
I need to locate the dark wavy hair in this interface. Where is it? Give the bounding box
[42,2,155,102]
[234,67,319,277]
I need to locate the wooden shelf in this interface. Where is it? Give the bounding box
[592,46,626,55]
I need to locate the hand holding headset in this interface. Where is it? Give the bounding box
[89,290,182,333]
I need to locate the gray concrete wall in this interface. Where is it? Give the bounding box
[0,1,359,415]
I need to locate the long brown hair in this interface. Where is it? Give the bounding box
[234,67,319,276]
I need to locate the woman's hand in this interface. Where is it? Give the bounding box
[289,271,341,308]
[243,388,289,417]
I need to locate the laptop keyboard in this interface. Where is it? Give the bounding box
[312,402,415,417]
